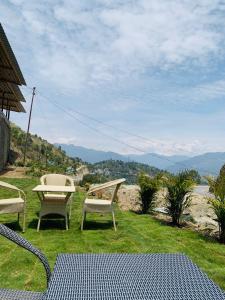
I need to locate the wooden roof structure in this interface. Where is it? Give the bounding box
[0,23,26,114]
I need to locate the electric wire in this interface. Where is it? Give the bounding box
[34,88,218,176]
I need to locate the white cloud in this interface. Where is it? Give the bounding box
[119,136,204,156]
[106,98,139,112]
[3,0,225,156]
[2,0,225,90]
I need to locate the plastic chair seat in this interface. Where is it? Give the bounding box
[84,198,111,205]
[0,181,26,232]
[0,198,25,214]
[0,197,24,205]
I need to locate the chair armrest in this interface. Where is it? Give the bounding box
[88,178,126,195]
[18,189,26,203]
[0,224,51,286]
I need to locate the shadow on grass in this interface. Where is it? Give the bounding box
[82,220,115,231]
[2,220,23,232]
[152,215,218,243]
[132,210,143,215]
[28,215,67,231]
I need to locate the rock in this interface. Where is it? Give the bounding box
[117,185,141,212]
[73,165,89,184]
[88,183,220,233]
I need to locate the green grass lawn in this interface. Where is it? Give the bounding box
[0,177,225,292]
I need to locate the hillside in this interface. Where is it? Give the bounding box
[86,160,165,184]
[58,143,225,176]
[9,124,164,183]
[167,152,225,176]
[10,123,82,175]
[129,153,189,169]
[54,144,126,163]
[11,125,224,181]
[56,143,189,168]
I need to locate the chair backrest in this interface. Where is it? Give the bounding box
[0,224,51,287]
[0,180,25,199]
[88,178,126,203]
[40,174,74,187]
[0,181,20,191]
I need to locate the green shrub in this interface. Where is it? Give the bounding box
[164,171,194,226]
[205,173,225,243]
[183,169,201,184]
[138,173,162,214]
[80,174,108,186]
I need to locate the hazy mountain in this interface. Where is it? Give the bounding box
[56,144,225,175]
[167,152,225,175]
[129,153,188,169]
[56,144,189,169]
[55,144,126,163]
[55,144,225,175]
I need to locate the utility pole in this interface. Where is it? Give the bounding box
[23,87,36,166]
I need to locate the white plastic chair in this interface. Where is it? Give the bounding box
[0,181,26,232]
[37,174,74,231]
[81,178,126,231]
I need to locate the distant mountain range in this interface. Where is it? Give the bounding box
[55,144,188,168]
[56,144,225,175]
[167,152,225,175]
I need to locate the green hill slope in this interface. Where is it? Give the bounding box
[85,159,166,184]
[9,124,166,182]
[9,123,82,175]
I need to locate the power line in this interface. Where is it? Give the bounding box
[48,91,157,144]
[38,92,148,154]
[36,89,218,175]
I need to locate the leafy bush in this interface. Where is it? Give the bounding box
[164,171,194,226]
[205,173,225,243]
[80,174,108,186]
[138,173,162,214]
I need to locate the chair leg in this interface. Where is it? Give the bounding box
[65,214,68,230]
[112,210,117,231]
[69,202,72,220]
[17,213,20,222]
[37,217,41,232]
[22,212,26,233]
[69,194,73,220]
[81,210,85,231]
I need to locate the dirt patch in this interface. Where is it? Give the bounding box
[0,166,29,178]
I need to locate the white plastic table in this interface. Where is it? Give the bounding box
[33,185,76,230]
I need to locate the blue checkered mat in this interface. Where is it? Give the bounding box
[44,253,225,299]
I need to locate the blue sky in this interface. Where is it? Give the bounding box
[1,0,225,156]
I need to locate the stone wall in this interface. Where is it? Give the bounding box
[73,165,89,184]
[0,112,10,171]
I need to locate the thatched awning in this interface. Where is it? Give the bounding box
[0,24,26,85]
[0,99,25,112]
[0,23,26,113]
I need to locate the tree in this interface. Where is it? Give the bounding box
[80,174,107,186]
[164,171,194,226]
[184,169,201,184]
[138,173,162,214]
[205,171,225,243]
